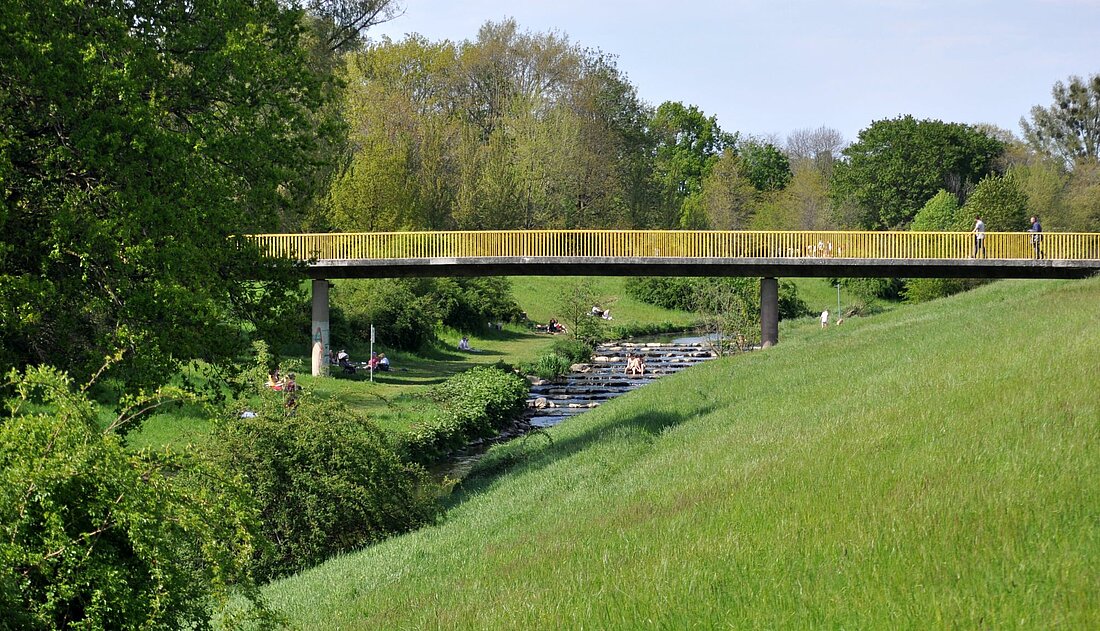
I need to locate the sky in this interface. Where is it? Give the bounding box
[367,0,1100,146]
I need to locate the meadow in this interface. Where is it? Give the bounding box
[259,276,1099,629]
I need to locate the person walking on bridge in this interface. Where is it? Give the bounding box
[1029,215,1043,259]
[972,215,986,258]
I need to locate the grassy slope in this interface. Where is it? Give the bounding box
[263,277,1100,629]
[510,275,697,328]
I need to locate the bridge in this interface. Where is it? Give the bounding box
[245,230,1100,375]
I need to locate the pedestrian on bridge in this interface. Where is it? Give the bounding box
[972,215,986,258]
[1029,216,1043,259]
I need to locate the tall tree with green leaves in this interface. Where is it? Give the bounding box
[649,102,736,228]
[1021,74,1100,167]
[831,116,1005,229]
[738,140,793,192]
[0,0,334,387]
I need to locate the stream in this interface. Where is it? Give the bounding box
[525,340,719,427]
[444,339,719,477]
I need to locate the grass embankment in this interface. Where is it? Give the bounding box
[263,276,1100,628]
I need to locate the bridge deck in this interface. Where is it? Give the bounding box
[246,230,1100,279]
[305,256,1100,279]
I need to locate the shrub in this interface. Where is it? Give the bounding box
[205,391,438,582]
[607,321,693,339]
[0,366,267,627]
[433,277,525,331]
[332,279,440,351]
[904,278,985,303]
[399,367,528,464]
[519,353,574,381]
[624,277,697,311]
[548,338,594,364]
[626,277,808,320]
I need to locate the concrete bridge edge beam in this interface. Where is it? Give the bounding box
[760,277,779,348]
[311,279,330,377]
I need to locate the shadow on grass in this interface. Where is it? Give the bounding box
[447,401,717,506]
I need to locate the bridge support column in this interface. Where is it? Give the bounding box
[311,279,330,377]
[760,277,778,349]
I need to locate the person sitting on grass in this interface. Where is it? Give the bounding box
[265,370,282,391]
[458,336,470,351]
[368,352,380,371]
[378,353,390,371]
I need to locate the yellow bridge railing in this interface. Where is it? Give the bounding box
[245,230,1100,262]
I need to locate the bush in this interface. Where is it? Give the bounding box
[903,278,986,303]
[433,277,525,331]
[332,279,440,351]
[548,338,594,364]
[1,366,267,627]
[399,367,528,464]
[205,392,438,582]
[519,353,574,381]
[624,277,697,311]
[626,277,808,320]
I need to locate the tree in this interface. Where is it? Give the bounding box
[557,279,607,346]
[0,367,268,627]
[1060,162,1100,231]
[1006,154,1071,229]
[698,150,756,229]
[738,140,793,192]
[300,0,404,52]
[910,190,962,231]
[649,102,736,228]
[960,175,1029,232]
[1021,74,1100,167]
[0,0,333,388]
[831,116,1005,229]
[786,126,847,178]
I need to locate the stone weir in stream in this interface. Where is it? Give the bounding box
[525,341,718,427]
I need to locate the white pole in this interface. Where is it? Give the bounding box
[836,283,841,319]
[369,324,375,383]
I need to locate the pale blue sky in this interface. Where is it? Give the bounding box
[368,0,1100,145]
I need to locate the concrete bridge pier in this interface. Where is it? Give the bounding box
[760,277,778,348]
[311,279,330,377]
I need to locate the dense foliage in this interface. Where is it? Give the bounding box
[205,391,438,582]
[0,367,266,628]
[832,116,1005,229]
[624,277,808,321]
[400,367,529,463]
[328,277,524,351]
[0,0,331,389]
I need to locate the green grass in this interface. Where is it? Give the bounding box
[261,276,1100,629]
[510,275,698,329]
